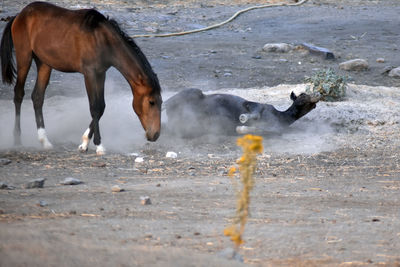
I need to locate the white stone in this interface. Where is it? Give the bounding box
[165,151,178,158]
[388,67,400,78]
[262,43,293,53]
[339,59,369,71]
[135,157,144,163]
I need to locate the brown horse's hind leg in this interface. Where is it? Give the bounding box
[80,71,106,155]
[31,58,53,149]
[13,50,32,146]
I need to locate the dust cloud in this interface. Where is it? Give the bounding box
[0,71,148,152]
[1,81,399,156]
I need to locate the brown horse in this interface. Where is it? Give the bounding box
[0,2,162,155]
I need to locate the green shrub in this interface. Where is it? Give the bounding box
[305,68,347,101]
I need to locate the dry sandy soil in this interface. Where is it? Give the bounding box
[1,0,400,266]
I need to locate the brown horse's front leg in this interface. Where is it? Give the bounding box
[81,72,106,155]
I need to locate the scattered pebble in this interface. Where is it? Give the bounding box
[262,43,293,53]
[0,158,11,166]
[60,177,83,185]
[388,67,400,78]
[382,66,395,74]
[376,58,385,63]
[0,182,15,190]
[111,185,125,192]
[165,151,178,159]
[135,157,144,163]
[140,196,151,205]
[23,178,46,189]
[339,59,369,71]
[91,162,106,168]
[38,200,48,207]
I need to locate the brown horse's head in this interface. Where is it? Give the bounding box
[132,76,162,142]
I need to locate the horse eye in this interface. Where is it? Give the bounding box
[149,100,155,106]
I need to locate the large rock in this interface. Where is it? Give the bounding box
[23,178,46,189]
[262,43,293,53]
[388,67,400,78]
[60,177,83,185]
[339,59,369,71]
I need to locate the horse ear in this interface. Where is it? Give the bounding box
[290,91,297,101]
[243,101,261,114]
[243,101,251,111]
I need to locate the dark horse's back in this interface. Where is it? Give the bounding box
[165,88,248,137]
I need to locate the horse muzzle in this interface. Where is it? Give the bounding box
[146,130,160,142]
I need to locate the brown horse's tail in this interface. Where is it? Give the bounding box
[1,16,16,85]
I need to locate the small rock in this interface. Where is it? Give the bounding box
[23,178,46,189]
[218,248,244,263]
[165,151,177,158]
[0,182,15,190]
[135,157,144,163]
[38,200,48,207]
[60,177,82,185]
[376,58,385,63]
[140,196,151,205]
[339,59,369,71]
[388,67,400,78]
[382,66,395,74]
[0,158,11,165]
[111,185,125,192]
[262,43,293,53]
[91,162,106,168]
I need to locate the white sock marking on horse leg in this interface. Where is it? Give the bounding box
[37,128,53,149]
[96,144,106,156]
[78,128,91,152]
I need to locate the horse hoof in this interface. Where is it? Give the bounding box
[96,144,106,156]
[43,143,54,150]
[78,144,88,153]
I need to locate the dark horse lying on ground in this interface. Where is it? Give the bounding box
[165,88,320,138]
[0,2,162,155]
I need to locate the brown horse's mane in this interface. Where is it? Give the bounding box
[82,9,161,94]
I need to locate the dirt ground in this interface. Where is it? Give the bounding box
[1,0,400,266]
